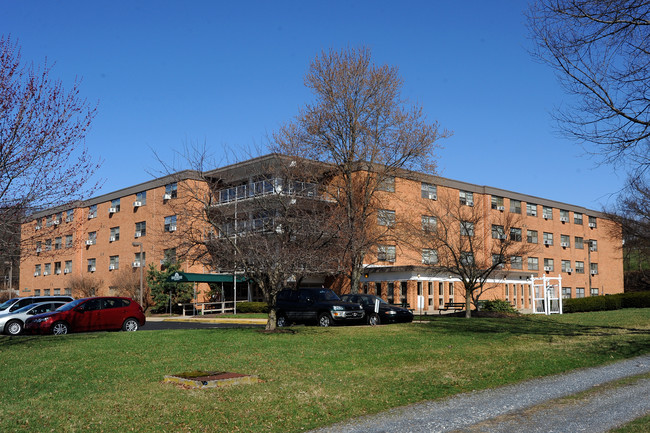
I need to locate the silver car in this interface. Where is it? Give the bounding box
[0,301,68,335]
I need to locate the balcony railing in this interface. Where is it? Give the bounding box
[213,178,335,205]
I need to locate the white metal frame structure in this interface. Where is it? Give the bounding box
[531,274,563,315]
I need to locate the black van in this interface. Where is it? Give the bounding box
[0,296,74,315]
[275,288,364,327]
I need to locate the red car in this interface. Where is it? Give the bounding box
[25,297,145,335]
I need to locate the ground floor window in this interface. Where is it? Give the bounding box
[576,287,585,298]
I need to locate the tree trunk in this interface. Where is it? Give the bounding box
[266,308,277,331]
[465,289,472,318]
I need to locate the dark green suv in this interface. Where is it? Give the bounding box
[275,288,365,327]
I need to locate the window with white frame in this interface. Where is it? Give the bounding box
[589,239,598,251]
[35,217,43,230]
[135,191,147,205]
[377,209,396,227]
[542,206,553,219]
[526,203,537,217]
[544,258,554,271]
[34,264,41,276]
[134,251,146,266]
[88,204,97,219]
[562,287,572,299]
[421,215,437,232]
[378,176,395,192]
[561,260,572,272]
[54,262,61,275]
[110,227,120,242]
[45,239,52,251]
[527,230,538,243]
[87,231,97,245]
[109,255,119,270]
[492,254,505,267]
[510,256,523,269]
[561,234,570,248]
[575,236,584,249]
[87,258,96,272]
[421,183,437,200]
[55,237,62,250]
[422,249,438,265]
[591,288,599,296]
[165,182,178,199]
[110,198,121,213]
[574,212,583,224]
[164,215,178,232]
[64,261,72,274]
[459,190,474,206]
[588,216,597,228]
[527,257,539,271]
[491,196,504,210]
[510,227,522,242]
[377,245,396,262]
[492,225,506,239]
[576,287,585,298]
[510,199,521,214]
[460,252,474,266]
[560,209,569,222]
[543,232,553,245]
[590,263,598,275]
[460,221,474,236]
[135,221,146,237]
[64,288,72,296]
[66,209,74,223]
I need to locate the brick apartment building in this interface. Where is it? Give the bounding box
[18,154,623,312]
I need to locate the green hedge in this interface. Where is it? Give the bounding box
[563,291,650,313]
[481,299,518,313]
[235,302,269,313]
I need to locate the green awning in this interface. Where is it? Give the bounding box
[166,272,248,283]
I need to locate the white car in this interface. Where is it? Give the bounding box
[0,301,68,335]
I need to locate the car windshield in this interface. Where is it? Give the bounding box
[56,299,85,311]
[318,290,340,301]
[360,296,388,306]
[14,303,43,314]
[0,299,18,309]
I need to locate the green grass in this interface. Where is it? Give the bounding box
[1,309,649,432]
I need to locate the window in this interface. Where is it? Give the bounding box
[527,257,539,271]
[526,203,537,217]
[87,259,96,272]
[542,206,553,219]
[561,260,572,272]
[54,237,62,250]
[492,254,505,267]
[544,258,554,272]
[460,252,474,266]
[164,215,178,232]
[378,176,395,192]
[575,237,584,249]
[460,221,474,236]
[561,234,570,248]
[591,288,599,296]
[590,263,599,275]
[34,289,41,296]
[110,227,120,242]
[87,231,97,245]
[88,204,97,219]
[36,241,42,253]
[110,198,121,213]
[492,225,506,239]
[422,249,438,265]
[377,245,396,262]
[562,287,572,299]
[421,215,437,232]
[65,234,73,248]
[54,262,61,275]
[163,248,177,264]
[54,288,61,295]
[44,263,52,276]
[377,209,396,227]
[135,191,147,206]
[64,260,72,274]
[574,212,583,225]
[165,182,178,199]
[135,221,146,237]
[46,215,53,227]
[459,190,474,206]
[109,256,119,270]
[510,227,522,242]
[560,209,569,222]
[66,209,74,223]
[527,230,538,244]
[576,287,585,298]
[421,183,437,200]
[510,256,523,270]
[575,261,585,274]
[44,289,51,296]
[45,239,52,251]
[588,216,597,228]
[543,232,553,246]
[491,196,504,210]
[34,264,41,277]
[589,240,598,251]
[510,199,521,214]
[35,217,43,230]
[134,251,146,266]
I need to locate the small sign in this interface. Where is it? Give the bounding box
[417,295,425,309]
[170,272,184,282]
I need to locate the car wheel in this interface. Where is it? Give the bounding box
[318,313,332,327]
[52,322,69,335]
[5,320,23,335]
[368,313,380,326]
[276,314,287,327]
[122,318,139,332]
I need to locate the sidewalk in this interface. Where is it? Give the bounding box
[146,315,267,325]
[309,354,650,433]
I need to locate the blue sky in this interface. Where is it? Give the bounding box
[1,1,622,211]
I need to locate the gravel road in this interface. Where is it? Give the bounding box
[309,354,650,433]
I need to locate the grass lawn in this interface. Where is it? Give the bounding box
[1,309,649,432]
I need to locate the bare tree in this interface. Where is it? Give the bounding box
[272,46,450,295]
[69,274,103,298]
[109,267,152,312]
[528,1,650,176]
[0,36,100,261]
[405,193,534,318]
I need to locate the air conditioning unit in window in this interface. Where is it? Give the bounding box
[467,202,474,207]
[109,264,115,270]
[169,225,177,232]
[133,201,142,207]
[88,214,95,219]
[109,207,117,213]
[132,261,141,268]
[89,267,96,272]
[109,236,116,242]
[543,240,552,245]
[543,266,552,272]
[53,219,60,225]
[43,271,50,276]
[560,217,568,222]
[497,206,505,211]
[35,225,41,231]
[163,193,172,200]
[560,242,569,248]
[589,222,596,228]
[590,246,597,252]
[85,240,95,246]
[566,268,573,273]
[55,270,61,275]
[497,235,507,240]
[36,247,42,253]
[64,269,70,274]
[591,270,598,275]
[134,231,142,238]
[34,272,39,277]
